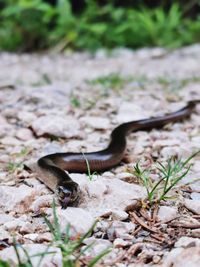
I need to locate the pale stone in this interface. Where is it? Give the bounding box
[153,139,181,148]
[32,115,80,138]
[0,227,11,240]
[157,206,178,223]
[82,237,112,257]
[0,185,37,212]
[111,210,129,221]
[113,238,130,248]
[163,247,200,267]
[0,115,12,138]
[4,219,33,234]
[0,214,14,225]
[48,207,95,237]
[31,195,54,213]
[191,192,200,201]
[15,128,33,141]
[17,111,37,124]
[107,221,135,241]
[184,199,200,215]
[175,236,200,248]
[72,174,146,215]
[0,244,62,267]
[0,136,21,146]
[116,102,150,123]
[24,233,52,242]
[80,116,110,129]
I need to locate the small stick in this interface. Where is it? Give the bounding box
[169,223,200,229]
[130,212,160,234]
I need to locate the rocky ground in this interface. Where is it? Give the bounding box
[1,45,200,266]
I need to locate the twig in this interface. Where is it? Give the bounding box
[130,212,160,234]
[169,223,200,229]
[132,226,142,236]
[139,208,152,222]
[151,204,159,224]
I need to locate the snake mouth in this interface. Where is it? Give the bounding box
[60,196,71,209]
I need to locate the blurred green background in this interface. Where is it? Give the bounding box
[0,0,200,52]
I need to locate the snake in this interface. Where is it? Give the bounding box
[37,100,200,208]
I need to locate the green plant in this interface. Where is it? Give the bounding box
[82,153,98,181]
[7,162,23,172]
[12,241,55,267]
[88,73,131,91]
[157,75,200,91]
[44,200,111,266]
[70,93,81,108]
[1,1,200,52]
[0,259,9,267]
[6,148,30,173]
[0,201,110,266]
[133,151,200,206]
[0,0,55,51]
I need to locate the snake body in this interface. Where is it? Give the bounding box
[37,100,199,208]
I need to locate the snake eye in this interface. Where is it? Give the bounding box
[58,186,71,197]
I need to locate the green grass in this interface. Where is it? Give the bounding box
[88,73,133,91]
[70,93,81,108]
[132,151,200,206]
[6,148,29,173]
[87,73,148,98]
[0,260,9,267]
[0,201,110,266]
[44,201,111,266]
[157,75,200,91]
[1,1,200,52]
[82,153,98,181]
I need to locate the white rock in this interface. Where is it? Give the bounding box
[23,233,39,242]
[32,115,80,138]
[0,214,14,225]
[0,115,12,137]
[111,210,129,221]
[4,219,33,234]
[0,115,8,124]
[116,172,134,180]
[160,146,180,158]
[80,116,110,129]
[0,244,62,267]
[157,206,178,223]
[24,233,52,242]
[192,161,200,173]
[0,227,11,240]
[113,238,130,248]
[163,247,200,267]
[0,185,37,212]
[0,136,21,146]
[116,102,150,123]
[190,183,200,192]
[107,221,135,241]
[191,192,200,201]
[72,174,145,215]
[17,111,37,124]
[31,195,54,213]
[184,199,200,215]
[15,128,33,141]
[153,139,181,148]
[175,236,200,248]
[48,207,95,237]
[83,237,112,257]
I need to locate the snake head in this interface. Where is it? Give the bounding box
[56,182,80,209]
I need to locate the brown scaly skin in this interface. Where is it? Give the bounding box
[37,100,200,208]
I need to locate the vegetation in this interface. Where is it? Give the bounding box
[132,151,200,207]
[1,0,200,52]
[0,201,110,266]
